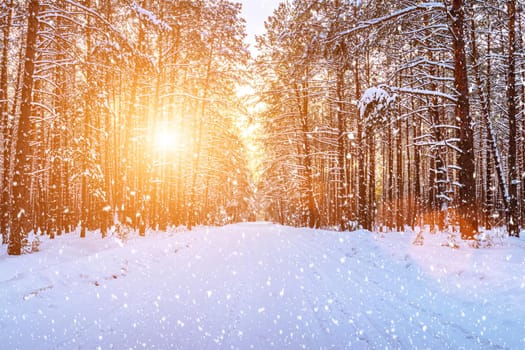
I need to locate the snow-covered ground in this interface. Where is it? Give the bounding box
[1,222,524,349]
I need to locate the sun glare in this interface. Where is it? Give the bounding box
[235,84,255,98]
[154,127,179,151]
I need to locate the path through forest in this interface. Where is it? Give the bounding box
[1,223,524,349]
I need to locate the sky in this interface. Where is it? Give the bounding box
[239,0,282,50]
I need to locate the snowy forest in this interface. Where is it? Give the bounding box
[1,0,525,256]
[2,1,525,349]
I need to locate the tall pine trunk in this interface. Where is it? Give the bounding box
[506,0,520,237]
[8,0,40,255]
[395,115,403,230]
[188,49,212,230]
[336,69,348,230]
[355,59,367,229]
[450,0,478,240]
[80,0,93,238]
[1,0,13,244]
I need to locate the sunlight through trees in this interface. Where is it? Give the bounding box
[1,0,525,253]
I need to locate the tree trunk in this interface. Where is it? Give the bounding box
[412,99,422,229]
[188,50,212,230]
[49,2,67,239]
[387,121,393,230]
[395,116,403,230]
[506,0,520,237]
[450,0,478,240]
[355,59,367,229]
[485,27,494,229]
[294,76,319,229]
[336,69,348,230]
[1,0,13,244]
[8,0,40,255]
[366,129,375,231]
[518,9,525,227]
[80,0,93,238]
[301,112,319,229]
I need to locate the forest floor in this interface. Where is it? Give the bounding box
[1,222,524,349]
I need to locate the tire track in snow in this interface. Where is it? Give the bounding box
[289,230,383,349]
[291,229,476,350]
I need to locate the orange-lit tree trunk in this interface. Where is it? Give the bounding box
[386,119,393,229]
[335,69,349,230]
[151,3,166,232]
[128,9,147,235]
[297,82,319,229]
[395,113,403,230]
[8,0,40,255]
[80,0,93,238]
[412,97,422,228]
[1,0,13,244]
[188,46,213,230]
[48,1,68,239]
[100,0,115,239]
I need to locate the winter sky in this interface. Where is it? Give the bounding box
[239,0,281,50]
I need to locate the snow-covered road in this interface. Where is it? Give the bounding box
[1,222,524,349]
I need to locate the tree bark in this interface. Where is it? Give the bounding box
[8,0,40,255]
[387,120,393,230]
[396,116,403,230]
[80,0,93,238]
[1,0,13,244]
[506,0,520,237]
[336,69,348,230]
[294,76,319,229]
[355,59,367,229]
[366,128,375,231]
[450,0,478,240]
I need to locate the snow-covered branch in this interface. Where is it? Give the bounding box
[332,2,446,41]
[130,2,171,32]
[392,87,457,103]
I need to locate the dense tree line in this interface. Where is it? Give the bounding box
[0,0,254,255]
[256,0,524,240]
[2,0,524,255]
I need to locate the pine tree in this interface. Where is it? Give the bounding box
[8,0,40,255]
